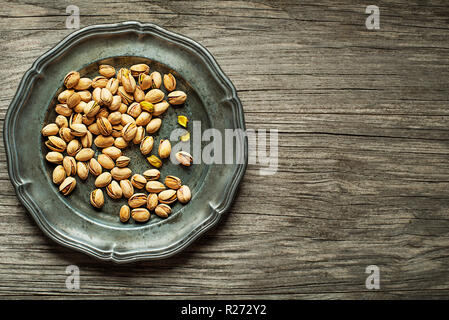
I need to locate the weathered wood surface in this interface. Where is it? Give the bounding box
[1,0,449,299]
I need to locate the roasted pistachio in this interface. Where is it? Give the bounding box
[168,91,187,105]
[111,167,132,180]
[175,151,193,166]
[67,92,81,109]
[120,114,136,126]
[77,161,89,180]
[120,205,131,222]
[106,78,119,95]
[146,118,162,134]
[155,204,171,218]
[46,151,63,164]
[117,86,134,105]
[58,90,74,104]
[143,169,160,181]
[84,100,100,118]
[89,158,102,176]
[81,131,93,148]
[74,78,92,91]
[114,137,128,149]
[78,90,92,102]
[95,172,112,188]
[67,139,81,156]
[135,111,151,126]
[146,193,158,211]
[116,156,130,168]
[177,185,191,204]
[145,89,164,104]
[131,208,150,222]
[92,76,109,89]
[59,177,76,195]
[42,123,59,136]
[120,180,134,199]
[128,193,148,208]
[163,73,176,92]
[133,126,145,144]
[106,180,123,199]
[130,64,150,77]
[69,113,83,127]
[64,71,80,89]
[88,123,101,135]
[45,136,67,152]
[63,156,77,176]
[138,73,152,90]
[145,180,166,193]
[140,136,154,155]
[108,111,122,125]
[133,86,145,102]
[121,69,136,93]
[55,115,69,128]
[165,175,182,190]
[59,127,74,143]
[52,165,66,185]
[158,139,171,159]
[127,102,142,118]
[90,189,104,208]
[98,153,116,169]
[102,147,122,160]
[158,189,177,204]
[55,104,72,117]
[94,135,115,148]
[122,122,137,141]
[131,174,147,189]
[99,65,116,78]
[75,148,94,161]
[110,95,122,111]
[149,71,162,89]
[152,100,170,116]
[97,117,112,136]
[70,123,88,137]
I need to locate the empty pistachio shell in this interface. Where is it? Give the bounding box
[175,151,193,166]
[145,180,166,193]
[97,153,115,169]
[94,135,115,148]
[45,136,67,152]
[165,175,182,190]
[163,73,176,92]
[168,91,187,105]
[42,123,59,136]
[155,204,171,218]
[116,156,130,168]
[128,193,148,208]
[52,165,66,185]
[147,155,162,168]
[102,146,122,160]
[111,167,132,180]
[74,77,92,91]
[99,64,116,78]
[146,193,158,211]
[140,136,154,155]
[131,208,150,222]
[46,151,63,164]
[120,205,131,223]
[120,179,134,199]
[143,169,160,181]
[158,189,177,204]
[63,156,77,176]
[152,101,170,116]
[95,172,112,188]
[75,148,94,161]
[64,71,80,89]
[131,174,147,189]
[177,185,191,204]
[146,118,162,134]
[89,158,102,176]
[106,180,123,199]
[145,89,164,104]
[158,139,171,159]
[77,161,89,180]
[177,115,188,128]
[90,189,105,208]
[59,177,76,195]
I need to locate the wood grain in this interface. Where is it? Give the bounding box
[1,0,449,299]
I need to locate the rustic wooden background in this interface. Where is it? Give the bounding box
[1,0,449,299]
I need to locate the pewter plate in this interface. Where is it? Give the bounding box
[4,22,247,263]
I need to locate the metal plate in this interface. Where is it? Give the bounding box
[4,22,247,263]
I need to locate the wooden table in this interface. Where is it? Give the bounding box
[1,0,449,299]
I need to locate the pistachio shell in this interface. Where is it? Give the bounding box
[143,169,160,181]
[133,126,145,144]
[133,86,145,102]
[45,136,67,152]
[131,174,147,189]
[67,140,81,156]
[63,156,77,176]
[138,73,152,90]
[99,65,116,78]
[130,64,150,77]
[75,148,94,161]
[55,104,72,117]
[120,180,134,199]
[55,115,69,128]
[94,135,115,148]
[81,131,93,148]
[149,71,162,89]
[177,185,191,204]
[89,158,103,176]
[114,137,128,149]
[117,86,134,105]
[98,153,116,169]
[135,111,152,126]
[163,73,176,92]
[131,208,150,222]
[155,204,171,218]
[120,205,131,223]
[145,181,166,193]
[152,101,170,116]
[158,139,171,159]
[106,78,120,95]
[111,167,132,180]
[59,177,76,195]
[42,123,59,136]
[158,189,177,204]
[92,76,109,89]
[122,122,137,141]
[140,136,154,155]
[146,193,158,211]
[128,193,148,208]
[146,118,162,134]
[95,172,112,188]
[46,151,63,164]
[106,180,123,199]
[64,71,80,89]
[165,175,182,190]
[77,161,89,180]
[167,91,187,105]
[97,117,112,136]
[90,189,105,209]
[71,123,88,137]
[145,89,164,104]
[74,78,92,91]
[52,165,66,185]
[175,151,193,166]
[116,155,130,168]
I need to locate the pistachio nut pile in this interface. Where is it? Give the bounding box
[42,63,193,223]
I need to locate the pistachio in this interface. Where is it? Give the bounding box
[45,136,67,152]
[70,123,88,137]
[110,95,122,111]
[97,117,112,136]
[77,161,89,180]
[92,87,101,103]
[55,115,69,128]
[145,89,164,104]
[106,78,119,95]
[131,208,150,222]
[130,64,150,77]
[95,172,112,188]
[175,151,193,166]
[106,180,123,199]
[46,151,63,164]
[131,174,146,189]
[146,193,158,211]
[99,88,113,107]
[119,103,128,113]
[177,185,191,204]
[138,73,152,90]
[63,156,77,176]
[143,169,160,181]
[117,86,133,105]
[59,177,76,195]
[42,123,59,136]
[92,76,109,89]
[108,111,122,125]
[152,100,170,116]
[119,180,134,199]
[66,140,82,156]
[158,139,171,159]
[75,148,94,161]
[120,205,131,223]
[163,73,176,91]
[147,155,162,168]
[168,91,187,105]
[78,90,92,102]
[112,124,124,138]
[121,69,136,93]
[116,155,130,168]
[180,131,190,142]
[128,193,148,208]
[133,86,145,102]
[102,146,122,160]
[146,118,162,134]
[97,107,110,119]
[82,114,95,126]
[84,101,100,118]
[122,122,137,141]
[88,123,100,135]
[52,165,66,185]
[155,204,171,218]
[69,113,83,127]
[89,158,102,176]
[90,189,104,209]
[111,167,132,180]
[55,104,72,117]
[120,114,136,126]
[114,137,128,149]
[158,189,177,204]
[67,92,81,109]
[99,64,116,78]
[58,90,74,104]
[133,126,145,144]
[178,115,188,128]
[135,111,151,126]
[64,71,80,89]
[94,135,115,148]
[75,101,87,114]
[165,175,182,190]
[145,180,166,193]
[98,153,115,169]
[59,127,74,143]
[127,102,142,118]
[140,136,154,155]
[140,101,154,113]
[149,71,162,89]
[81,131,93,148]
[74,78,92,91]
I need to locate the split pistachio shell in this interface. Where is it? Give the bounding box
[67,140,81,156]
[89,158,102,176]
[52,165,66,185]
[146,193,158,211]
[116,156,130,168]
[75,148,94,161]
[175,151,193,166]
[120,179,134,199]
[140,136,154,155]
[58,90,74,103]
[98,153,115,169]
[163,73,176,91]
[128,193,148,208]
[177,185,191,204]
[106,78,120,95]
[42,123,59,136]
[106,180,123,199]
[81,131,93,148]
[155,204,171,218]
[90,189,105,208]
[111,167,132,180]
[165,175,182,190]
[145,89,164,104]
[110,95,122,111]
[71,123,88,137]
[149,71,162,89]
[118,86,134,105]
[158,189,177,204]
[46,151,63,164]
[69,113,83,127]
[77,161,89,180]
[168,91,187,105]
[63,156,77,176]
[92,76,109,89]
[121,114,136,126]
[145,180,166,193]
[95,172,112,188]
[64,71,80,89]
[133,126,145,144]
[59,177,76,195]
[55,115,69,128]
[134,86,145,102]
[127,102,142,118]
[138,74,152,90]
[143,169,160,181]
[131,208,150,222]
[84,101,100,118]
[45,136,67,152]
[122,122,137,141]
[131,174,146,189]
[121,69,136,93]
[97,117,112,136]
[59,127,74,143]
[158,139,171,159]
[120,205,130,223]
